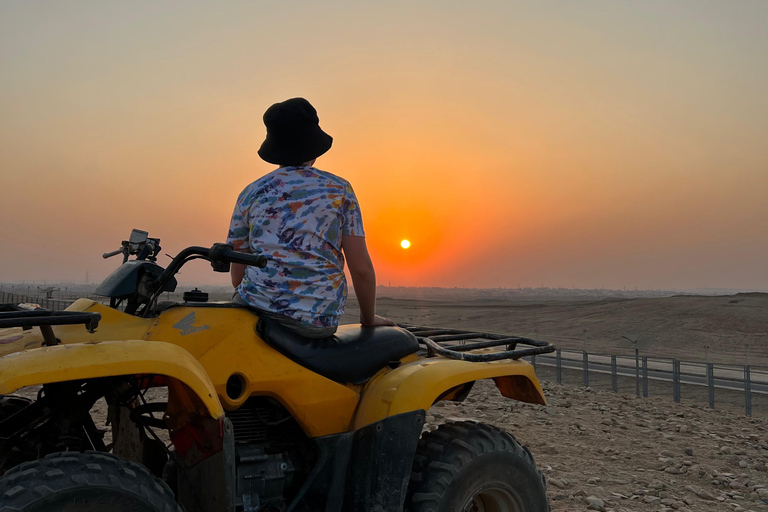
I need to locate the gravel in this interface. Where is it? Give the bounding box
[428,380,768,512]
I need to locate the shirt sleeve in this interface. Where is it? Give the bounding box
[226,190,250,252]
[342,182,365,237]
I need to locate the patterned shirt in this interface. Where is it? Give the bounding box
[227,166,365,327]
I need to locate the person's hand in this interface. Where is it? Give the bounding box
[361,314,397,327]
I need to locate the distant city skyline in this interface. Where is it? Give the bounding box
[1,1,767,290]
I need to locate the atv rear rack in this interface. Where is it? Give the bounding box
[399,324,555,362]
[0,304,101,346]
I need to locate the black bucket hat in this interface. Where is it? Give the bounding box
[258,98,333,166]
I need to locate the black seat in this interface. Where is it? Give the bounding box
[258,318,420,384]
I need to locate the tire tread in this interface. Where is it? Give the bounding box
[405,421,549,512]
[0,452,181,512]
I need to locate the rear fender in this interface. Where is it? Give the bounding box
[0,340,223,419]
[352,358,545,429]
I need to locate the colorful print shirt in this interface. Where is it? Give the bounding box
[227,166,365,327]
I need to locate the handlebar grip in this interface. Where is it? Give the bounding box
[103,249,123,259]
[210,244,268,268]
[227,251,269,268]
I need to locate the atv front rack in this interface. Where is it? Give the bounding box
[0,304,101,346]
[399,324,556,362]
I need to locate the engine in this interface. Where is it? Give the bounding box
[227,397,312,512]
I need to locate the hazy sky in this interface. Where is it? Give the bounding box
[1,1,767,290]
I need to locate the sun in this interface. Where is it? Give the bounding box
[400,239,411,249]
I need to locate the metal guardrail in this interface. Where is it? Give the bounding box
[0,291,74,312]
[527,348,768,417]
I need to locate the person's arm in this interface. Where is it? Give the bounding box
[227,191,250,289]
[230,261,247,288]
[342,235,395,327]
[229,247,252,288]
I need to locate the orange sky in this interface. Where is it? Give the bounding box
[1,1,767,291]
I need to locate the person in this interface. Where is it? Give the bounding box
[227,97,395,338]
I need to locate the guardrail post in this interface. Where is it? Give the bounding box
[707,363,715,409]
[556,349,562,384]
[671,359,676,402]
[611,355,617,392]
[642,356,648,398]
[582,351,589,388]
[672,359,680,403]
[531,354,536,369]
[745,365,752,417]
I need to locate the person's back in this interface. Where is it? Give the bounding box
[228,165,363,330]
[228,98,393,337]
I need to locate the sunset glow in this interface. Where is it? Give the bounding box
[1,2,767,291]
[401,240,411,250]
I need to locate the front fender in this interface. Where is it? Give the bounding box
[0,340,223,419]
[352,357,545,430]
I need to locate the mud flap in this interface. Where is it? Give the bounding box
[176,418,235,512]
[344,410,426,512]
[287,410,425,512]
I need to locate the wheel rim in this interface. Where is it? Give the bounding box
[462,485,523,512]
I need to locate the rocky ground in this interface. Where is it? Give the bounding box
[429,379,768,511]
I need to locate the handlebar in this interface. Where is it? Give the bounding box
[103,249,124,259]
[146,243,268,313]
[209,244,269,268]
[159,244,268,282]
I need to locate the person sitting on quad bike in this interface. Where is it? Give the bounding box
[227,97,395,337]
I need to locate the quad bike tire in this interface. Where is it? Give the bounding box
[405,421,549,512]
[0,452,182,512]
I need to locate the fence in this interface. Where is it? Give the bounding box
[0,290,75,311]
[527,349,768,418]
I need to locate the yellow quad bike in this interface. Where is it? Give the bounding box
[0,230,555,512]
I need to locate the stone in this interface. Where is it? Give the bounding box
[548,478,566,489]
[585,496,605,511]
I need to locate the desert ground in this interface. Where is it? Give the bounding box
[432,380,768,511]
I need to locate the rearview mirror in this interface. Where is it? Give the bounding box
[129,229,149,245]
